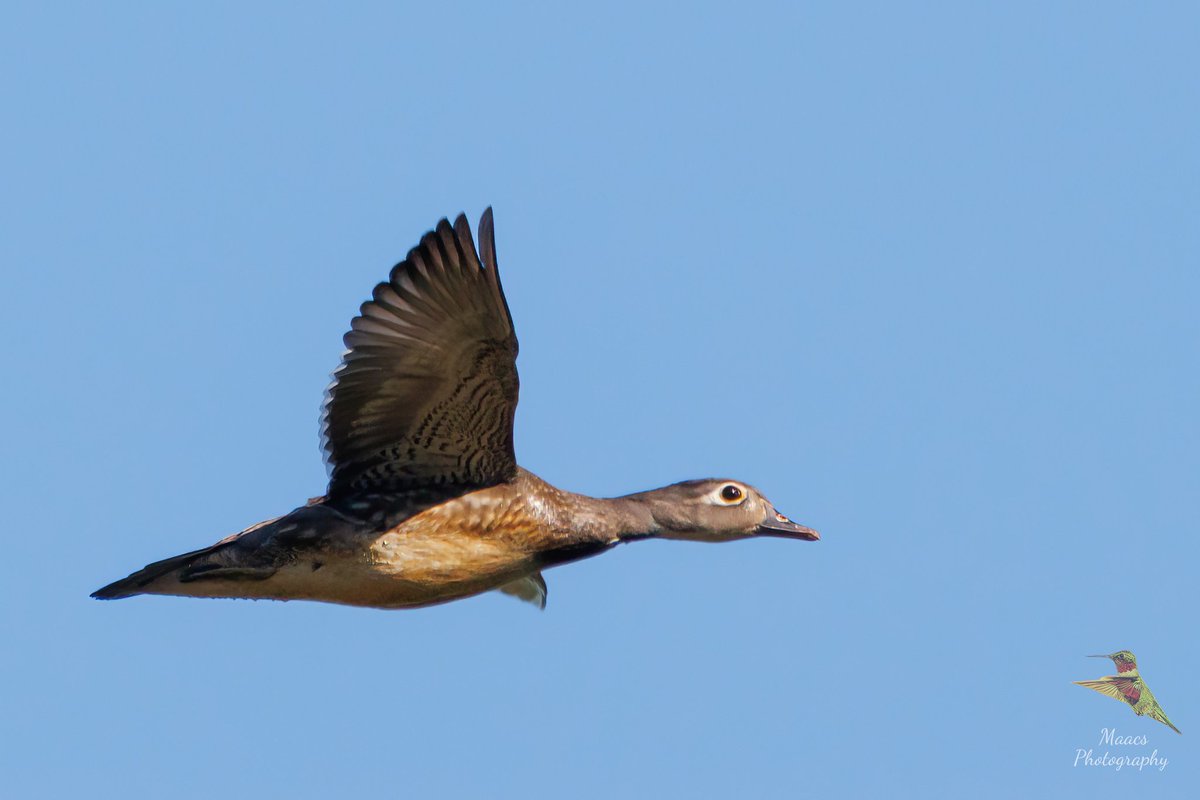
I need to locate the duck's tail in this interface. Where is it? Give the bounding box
[91,546,216,600]
[91,511,293,601]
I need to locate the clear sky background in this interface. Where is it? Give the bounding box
[3,3,1196,798]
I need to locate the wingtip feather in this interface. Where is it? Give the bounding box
[479,207,496,272]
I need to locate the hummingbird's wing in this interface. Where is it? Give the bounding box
[1074,676,1139,707]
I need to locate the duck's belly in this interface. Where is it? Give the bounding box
[147,529,539,609]
[170,562,534,610]
[363,528,539,607]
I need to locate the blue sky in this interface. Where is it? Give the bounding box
[3,3,1197,797]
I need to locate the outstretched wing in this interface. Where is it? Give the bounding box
[1074,677,1138,707]
[320,209,519,496]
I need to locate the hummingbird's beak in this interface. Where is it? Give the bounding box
[1087,655,1111,659]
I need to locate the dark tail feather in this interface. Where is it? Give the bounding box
[90,546,214,600]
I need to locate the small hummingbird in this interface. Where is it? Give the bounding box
[1075,650,1181,734]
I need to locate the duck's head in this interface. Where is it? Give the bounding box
[627,479,819,543]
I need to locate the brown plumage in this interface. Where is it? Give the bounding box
[93,209,819,610]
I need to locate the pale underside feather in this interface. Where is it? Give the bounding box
[497,572,547,610]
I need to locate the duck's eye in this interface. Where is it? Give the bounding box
[719,484,743,503]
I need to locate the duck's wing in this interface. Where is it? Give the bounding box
[321,209,520,496]
[1074,676,1139,707]
[497,572,547,610]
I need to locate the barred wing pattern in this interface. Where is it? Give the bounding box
[320,209,520,496]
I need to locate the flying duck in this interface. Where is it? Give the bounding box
[93,209,819,610]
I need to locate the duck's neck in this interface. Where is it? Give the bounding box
[573,494,660,543]
[519,470,663,544]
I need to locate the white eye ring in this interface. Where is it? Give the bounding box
[714,484,746,506]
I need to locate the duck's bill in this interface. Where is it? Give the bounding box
[757,512,820,541]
